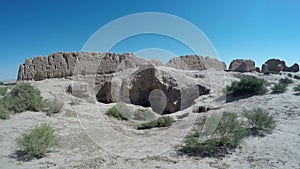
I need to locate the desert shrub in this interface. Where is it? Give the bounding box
[2,83,44,113]
[45,98,64,116]
[0,86,7,96]
[133,109,156,121]
[263,71,277,75]
[17,124,59,158]
[179,112,246,157]
[179,132,218,157]
[137,116,174,130]
[271,78,293,94]
[279,77,293,85]
[69,99,81,105]
[176,113,189,119]
[287,73,293,77]
[293,75,300,80]
[106,106,128,120]
[271,83,287,94]
[215,113,247,147]
[294,84,300,92]
[0,104,10,119]
[243,108,276,136]
[225,77,268,96]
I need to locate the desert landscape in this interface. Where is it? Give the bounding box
[0,52,300,169]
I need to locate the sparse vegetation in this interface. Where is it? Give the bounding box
[133,109,156,121]
[294,84,300,92]
[137,116,174,130]
[179,112,246,157]
[279,77,293,85]
[243,108,276,136]
[263,71,278,75]
[271,77,293,94]
[214,113,247,148]
[179,109,277,157]
[293,75,300,80]
[176,113,189,119]
[2,83,44,113]
[0,86,7,96]
[69,99,81,105]
[225,77,268,96]
[0,104,10,119]
[17,124,59,158]
[106,105,128,120]
[287,73,293,77]
[271,83,287,94]
[45,98,64,116]
[179,132,218,157]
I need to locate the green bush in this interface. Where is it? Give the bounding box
[279,77,293,85]
[243,108,276,136]
[0,104,10,119]
[133,109,156,121]
[106,106,128,120]
[263,71,278,75]
[225,77,268,96]
[294,84,300,92]
[69,99,81,105]
[179,132,218,157]
[271,83,287,94]
[294,75,300,80]
[287,73,293,78]
[271,78,293,94]
[179,112,246,157]
[17,124,59,158]
[0,86,7,96]
[137,116,174,130]
[45,98,64,116]
[2,83,44,113]
[215,113,247,147]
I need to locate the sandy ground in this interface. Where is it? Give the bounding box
[1,72,300,169]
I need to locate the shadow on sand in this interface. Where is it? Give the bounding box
[214,94,255,103]
[8,150,34,162]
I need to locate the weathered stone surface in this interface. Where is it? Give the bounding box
[290,64,299,72]
[66,82,92,98]
[18,52,163,81]
[96,64,210,114]
[18,52,229,114]
[262,64,269,73]
[96,81,113,103]
[262,59,299,73]
[255,67,260,73]
[229,59,256,72]
[166,55,226,71]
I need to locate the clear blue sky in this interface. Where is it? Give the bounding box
[0,0,299,80]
